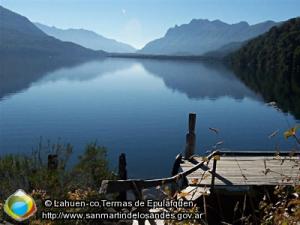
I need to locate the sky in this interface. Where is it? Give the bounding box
[1,0,300,49]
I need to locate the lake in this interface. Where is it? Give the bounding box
[0,57,299,178]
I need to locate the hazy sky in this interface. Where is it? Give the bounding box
[1,0,299,49]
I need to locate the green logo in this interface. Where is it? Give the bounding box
[4,189,37,221]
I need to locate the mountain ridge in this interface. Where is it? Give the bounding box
[35,23,136,53]
[139,19,278,55]
[0,6,105,58]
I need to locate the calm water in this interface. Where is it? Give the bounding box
[0,58,298,178]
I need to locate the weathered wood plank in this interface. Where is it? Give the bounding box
[180,155,299,187]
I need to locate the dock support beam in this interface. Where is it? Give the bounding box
[184,113,196,160]
[171,154,182,176]
[118,153,127,201]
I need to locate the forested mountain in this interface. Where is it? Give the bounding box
[0,6,105,58]
[203,41,245,58]
[230,17,300,118]
[139,19,277,55]
[35,23,136,53]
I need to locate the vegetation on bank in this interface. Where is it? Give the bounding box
[0,126,299,224]
[229,17,300,118]
[0,142,120,225]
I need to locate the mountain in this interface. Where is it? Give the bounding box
[230,17,300,118]
[35,23,136,53]
[203,41,245,58]
[139,19,277,55]
[0,6,105,58]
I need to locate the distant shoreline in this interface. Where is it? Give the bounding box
[107,52,223,61]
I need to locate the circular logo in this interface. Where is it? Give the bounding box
[4,189,37,221]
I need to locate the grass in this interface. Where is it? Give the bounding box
[0,141,119,225]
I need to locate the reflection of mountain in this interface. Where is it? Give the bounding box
[0,5,108,99]
[140,59,260,100]
[38,58,135,83]
[0,56,93,99]
[0,56,134,100]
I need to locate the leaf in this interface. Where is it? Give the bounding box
[191,178,199,185]
[202,157,209,162]
[177,191,189,198]
[284,126,300,139]
[209,127,219,134]
[274,155,281,160]
[268,129,279,139]
[213,155,220,161]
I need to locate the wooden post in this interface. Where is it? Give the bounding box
[170,154,183,195]
[211,157,217,191]
[48,154,58,170]
[118,153,127,201]
[171,154,182,176]
[184,113,196,159]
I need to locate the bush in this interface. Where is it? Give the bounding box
[0,141,118,225]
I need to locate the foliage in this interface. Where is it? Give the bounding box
[229,17,300,119]
[259,128,300,225]
[0,142,117,225]
[284,125,300,144]
[260,185,300,225]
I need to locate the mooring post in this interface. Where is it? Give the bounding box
[170,154,183,195]
[48,154,58,170]
[118,153,127,201]
[171,154,182,176]
[211,156,218,191]
[184,113,196,159]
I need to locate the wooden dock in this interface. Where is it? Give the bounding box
[99,113,299,224]
[100,112,299,196]
[180,154,299,190]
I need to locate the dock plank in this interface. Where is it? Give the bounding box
[180,156,299,187]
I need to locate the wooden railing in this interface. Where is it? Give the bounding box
[99,112,299,197]
[99,150,220,195]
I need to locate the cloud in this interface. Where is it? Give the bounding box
[122,9,126,15]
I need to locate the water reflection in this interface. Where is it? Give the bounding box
[140,59,260,100]
[1,56,262,102]
[0,55,98,100]
[232,65,300,119]
[0,57,298,178]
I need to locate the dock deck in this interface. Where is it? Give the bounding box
[180,155,299,189]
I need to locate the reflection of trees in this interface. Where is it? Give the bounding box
[232,66,300,119]
[230,18,300,119]
[0,55,133,100]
